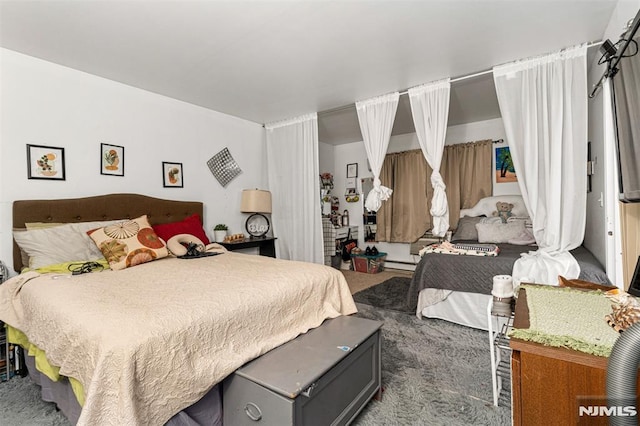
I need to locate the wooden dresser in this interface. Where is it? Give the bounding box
[510,288,639,426]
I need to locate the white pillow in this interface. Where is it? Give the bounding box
[460,195,528,218]
[508,228,537,245]
[475,221,525,244]
[13,219,122,269]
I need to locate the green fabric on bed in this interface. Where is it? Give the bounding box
[509,284,619,357]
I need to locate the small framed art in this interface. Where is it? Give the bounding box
[346,163,358,178]
[100,143,124,176]
[495,146,517,183]
[162,162,183,188]
[27,144,66,180]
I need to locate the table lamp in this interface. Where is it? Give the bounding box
[241,189,272,238]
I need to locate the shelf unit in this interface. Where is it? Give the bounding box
[1,261,16,381]
[487,299,514,407]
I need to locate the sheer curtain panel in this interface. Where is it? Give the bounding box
[265,113,323,264]
[408,79,451,237]
[356,92,400,212]
[493,44,588,285]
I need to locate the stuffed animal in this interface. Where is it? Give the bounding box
[492,202,514,223]
[460,195,527,218]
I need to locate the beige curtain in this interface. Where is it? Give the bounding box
[442,139,493,228]
[377,139,492,242]
[377,150,432,243]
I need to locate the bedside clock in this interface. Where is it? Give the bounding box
[245,213,270,238]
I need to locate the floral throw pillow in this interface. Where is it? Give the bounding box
[88,215,168,271]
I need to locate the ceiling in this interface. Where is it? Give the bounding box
[0,1,618,144]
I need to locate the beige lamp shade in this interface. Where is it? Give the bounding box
[240,189,272,213]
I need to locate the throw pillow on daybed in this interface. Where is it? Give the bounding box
[88,215,168,271]
[476,220,525,244]
[451,216,484,242]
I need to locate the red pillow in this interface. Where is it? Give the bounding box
[152,214,210,245]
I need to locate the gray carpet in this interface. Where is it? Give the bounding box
[0,301,510,425]
[353,276,412,313]
[352,303,510,425]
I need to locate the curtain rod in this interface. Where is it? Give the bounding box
[318,40,603,117]
[388,139,503,155]
[590,14,640,98]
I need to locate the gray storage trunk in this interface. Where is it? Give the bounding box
[223,315,382,426]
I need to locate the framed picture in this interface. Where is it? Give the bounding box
[162,162,183,188]
[100,143,124,176]
[346,163,358,178]
[495,146,517,183]
[27,144,66,180]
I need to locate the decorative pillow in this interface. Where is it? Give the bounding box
[167,234,205,256]
[508,228,537,246]
[88,215,168,271]
[25,222,64,230]
[507,215,533,229]
[475,220,526,244]
[479,216,503,224]
[451,216,484,242]
[460,195,528,218]
[13,219,123,270]
[152,214,210,245]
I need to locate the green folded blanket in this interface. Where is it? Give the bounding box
[509,284,619,357]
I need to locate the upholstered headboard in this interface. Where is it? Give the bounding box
[12,193,204,272]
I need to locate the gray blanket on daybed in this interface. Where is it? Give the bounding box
[407,244,610,310]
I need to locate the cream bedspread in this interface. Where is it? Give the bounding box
[0,253,357,425]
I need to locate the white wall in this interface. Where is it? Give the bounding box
[584,1,640,270]
[585,62,608,268]
[330,117,517,268]
[318,142,335,176]
[0,49,266,271]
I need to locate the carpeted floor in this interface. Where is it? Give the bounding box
[352,303,510,425]
[342,268,414,294]
[353,276,413,313]
[0,276,510,425]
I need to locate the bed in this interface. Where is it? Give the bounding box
[1,193,357,425]
[408,196,611,331]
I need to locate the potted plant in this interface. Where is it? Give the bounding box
[213,224,228,243]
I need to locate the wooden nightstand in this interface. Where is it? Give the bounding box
[219,237,277,258]
[510,287,640,425]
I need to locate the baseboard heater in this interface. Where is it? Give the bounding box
[386,259,418,266]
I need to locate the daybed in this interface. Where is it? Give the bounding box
[0,193,357,425]
[408,196,610,330]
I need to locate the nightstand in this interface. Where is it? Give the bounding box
[219,237,277,258]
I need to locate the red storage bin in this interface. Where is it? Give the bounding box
[351,253,387,274]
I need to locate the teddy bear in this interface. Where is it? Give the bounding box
[492,202,514,223]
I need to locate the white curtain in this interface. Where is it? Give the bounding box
[356,92,400,212]
[265,113,323,264]
[493,44,588,285]
[408,79,451,237]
